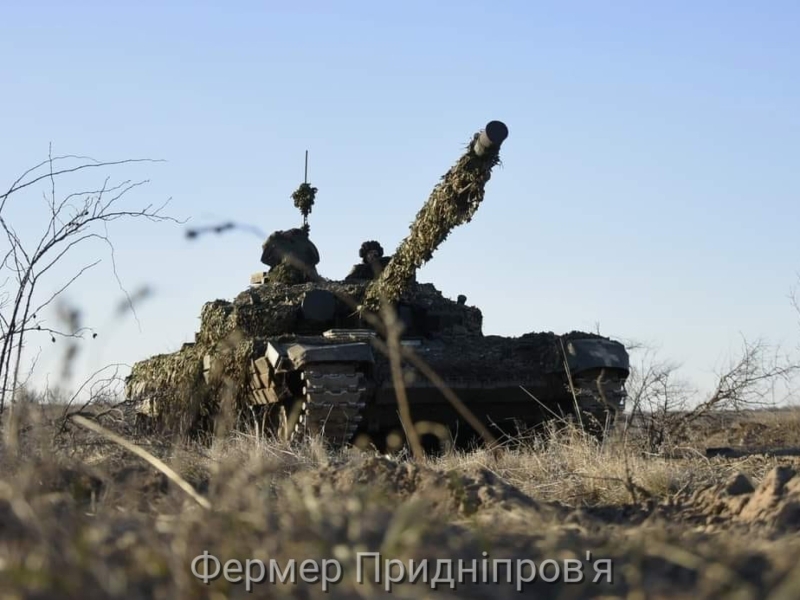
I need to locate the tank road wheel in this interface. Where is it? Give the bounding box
[276,405,292,442]
[275,400,304,443]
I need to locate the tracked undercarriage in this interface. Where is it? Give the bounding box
[242,335,374,446]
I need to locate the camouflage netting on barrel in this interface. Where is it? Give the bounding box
[363,121,508,312]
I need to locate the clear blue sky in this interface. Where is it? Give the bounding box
[2,1,798,397]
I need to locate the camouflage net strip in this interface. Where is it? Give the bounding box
[291,182,317,234]
[126,346,212,434]
[363,131,504,312]
[127,336,259,437]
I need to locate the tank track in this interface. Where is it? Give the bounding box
[248,359,369,446]
[296,364,369,446]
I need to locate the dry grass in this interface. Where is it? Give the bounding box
[1,405,800,598]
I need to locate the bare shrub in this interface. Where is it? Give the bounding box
[624,339,798,453]
[0,150,178,415]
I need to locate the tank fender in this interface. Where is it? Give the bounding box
[563,339,630,375]
[286,342,375,369]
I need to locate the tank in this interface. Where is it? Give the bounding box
[125,120,630,449]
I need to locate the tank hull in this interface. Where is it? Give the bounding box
[237,328,628,449]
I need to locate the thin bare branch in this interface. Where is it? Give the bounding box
[0,151,177,413]
[1,158,164,202]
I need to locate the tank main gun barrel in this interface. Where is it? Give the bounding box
[362,120,509,312]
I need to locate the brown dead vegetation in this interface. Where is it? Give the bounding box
[1,403,800,599]
[3,143,800,600]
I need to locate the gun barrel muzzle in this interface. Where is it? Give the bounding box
[473,121,509,156]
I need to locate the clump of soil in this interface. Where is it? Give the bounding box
[686,465,800,533]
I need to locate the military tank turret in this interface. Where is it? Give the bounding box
[125,120,629,449]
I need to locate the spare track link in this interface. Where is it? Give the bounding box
[297,363,368,446]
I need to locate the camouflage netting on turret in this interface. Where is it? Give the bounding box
[197,295,297,346]
[401,283,482,335]
[126,276,492,433]
[197,279,482,344]
[198,281,364,344]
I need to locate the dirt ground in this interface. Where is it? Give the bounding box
[2,404,800,599]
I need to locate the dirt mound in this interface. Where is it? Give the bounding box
[687,465,800,532]
[294,456,563,520]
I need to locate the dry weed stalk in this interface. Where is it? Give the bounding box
[380,300,425,460]
[69,413,211,510]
